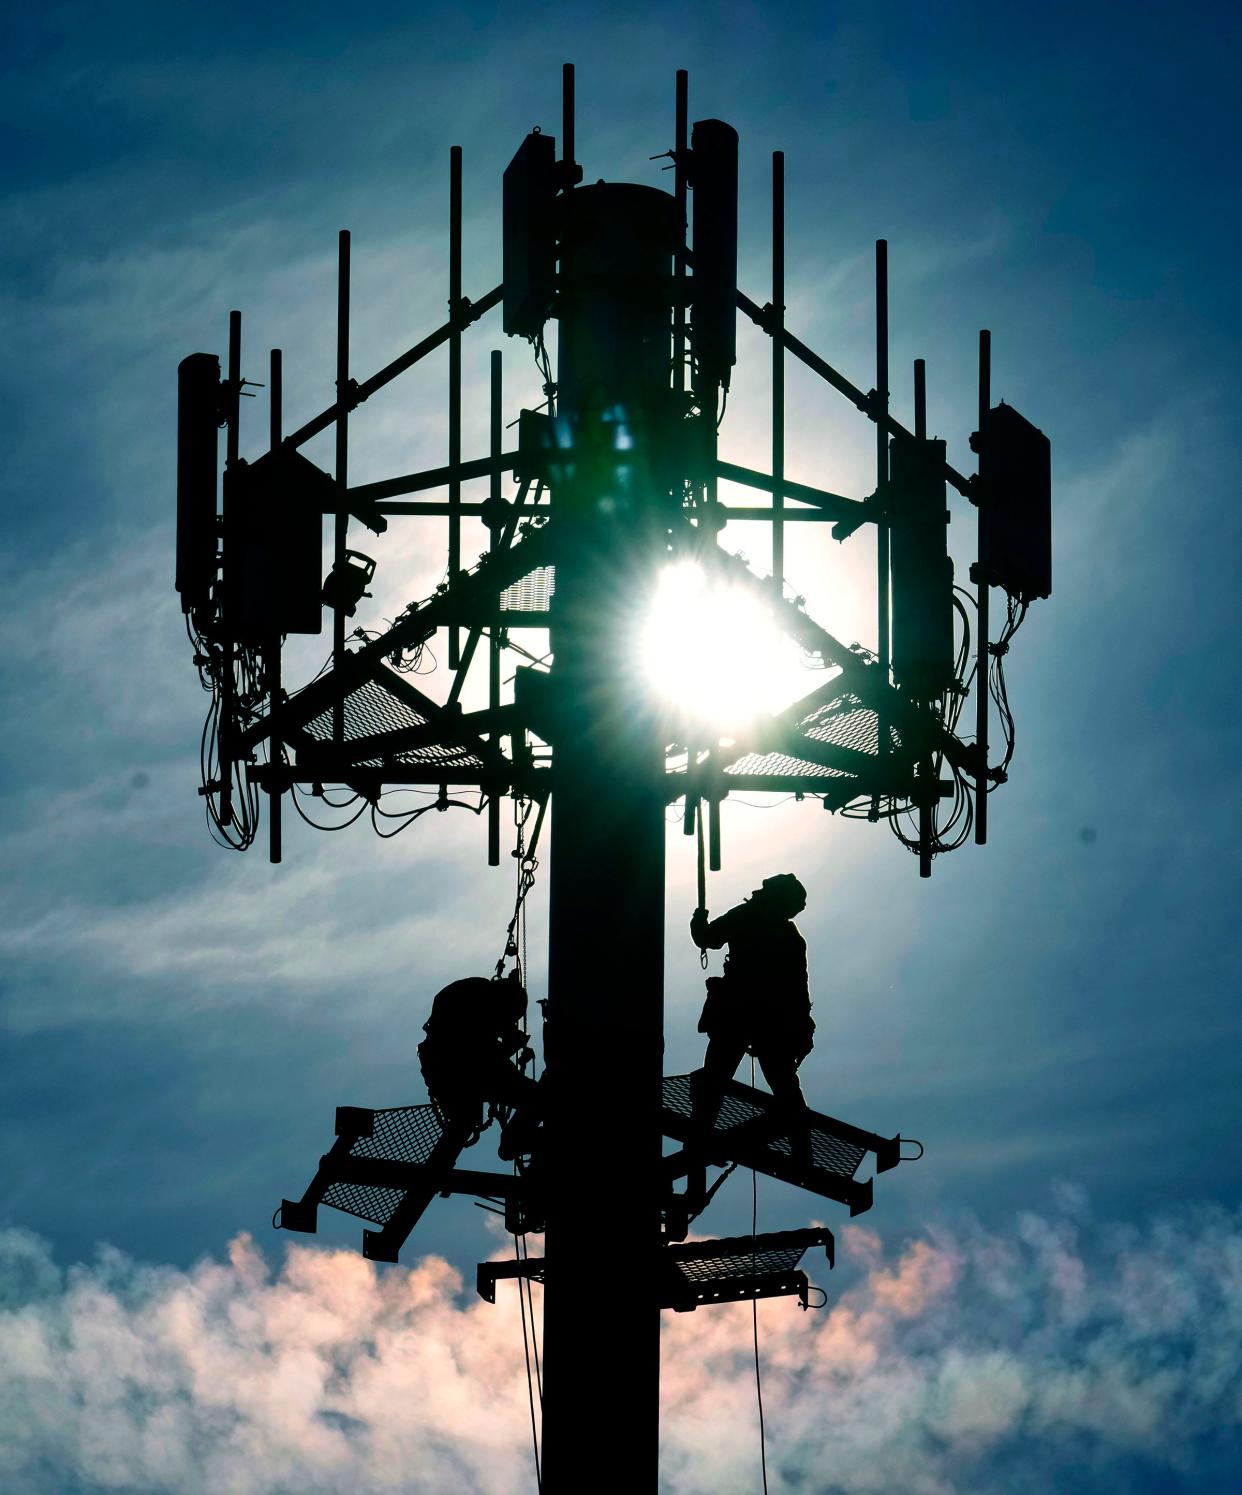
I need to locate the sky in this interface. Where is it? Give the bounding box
[2,1,1241,1490]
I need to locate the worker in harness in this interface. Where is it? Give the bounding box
[417,969,542,1160]
[690,872,814,1165]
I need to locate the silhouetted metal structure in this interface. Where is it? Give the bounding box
[176,63,1050,1492]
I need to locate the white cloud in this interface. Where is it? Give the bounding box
[2,1199,1241,1493]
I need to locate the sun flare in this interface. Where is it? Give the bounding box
[637,560,812,732]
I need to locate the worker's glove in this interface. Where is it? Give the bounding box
[690,906,710,945]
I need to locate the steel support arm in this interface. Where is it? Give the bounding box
[716,459,862,521]
[235,527,555,755]
[735,288,974,499]
[333,1154,527,1200]
[710,547,979,775]
[281,284,503,451]
[352,451,519,505]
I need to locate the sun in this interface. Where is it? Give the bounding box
[636,560,813,733]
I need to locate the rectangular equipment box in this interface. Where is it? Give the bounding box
[690,118,739,387]
[176,353,221,615]
[890,434,955,699]
[503,131,557,338]
[973,402,1052,602]
[222,448,327,640]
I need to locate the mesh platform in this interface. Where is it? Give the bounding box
[350,1104,446,1165]
[302,673,484,770]
[321,1179,406,1226]
[499,565,556,613]
[722,691,903,780]
[476,1228,833,1311]
[665,1228,833,1309]
[662,1072,898,1214]
[795,691,902,757]
[723,751,852,779]
[320,1104,448,1227]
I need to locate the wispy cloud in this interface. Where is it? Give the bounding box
[2,1196,1240,1493]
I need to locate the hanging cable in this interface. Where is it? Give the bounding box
[289,783,368,832]
[496,797,541,981]
[515,1217,542,1491]
[750,1054,769,1495]
[987,596,1028,787]
[519,1230,543,1396]
[695,801,708,970]
[369,800,434,838]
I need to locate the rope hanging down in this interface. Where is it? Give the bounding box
[495,795,545,984]
[696,800,708,970]
[750,1053,770,1495]
[498,794,544,1491]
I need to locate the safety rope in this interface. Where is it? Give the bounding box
[498,796,543,1489]
[695,799,708,970]
[496,796,541,983]
[516,1221,542,1490]
[750,1054,769,1495]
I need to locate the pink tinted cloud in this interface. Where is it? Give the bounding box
[1,1201,1241,1492]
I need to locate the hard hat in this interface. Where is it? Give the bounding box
[761,873,807,917]
[493,968,528,1021]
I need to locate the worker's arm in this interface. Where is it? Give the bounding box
[498,1023,530,1058]
[691,905,735,951]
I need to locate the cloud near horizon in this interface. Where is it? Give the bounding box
[2,1196,1240,1494]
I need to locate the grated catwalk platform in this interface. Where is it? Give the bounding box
[477,1226,835,1311]
[661,1072,901,1217]
[276,1073,904,1263]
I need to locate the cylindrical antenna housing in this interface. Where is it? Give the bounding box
[689,118,739,393]
[889,433,954,699]
[556,182,677,419]
[176,352,221,615]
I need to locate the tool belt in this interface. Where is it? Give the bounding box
[697,976,815,1062]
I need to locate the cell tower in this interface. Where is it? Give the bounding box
[175,65,1050,1492]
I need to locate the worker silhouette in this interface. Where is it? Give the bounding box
[417,969,542,1160]
[691,873,815,1166]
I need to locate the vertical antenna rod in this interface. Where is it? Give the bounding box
[333,231,350,745]
[488,349,502,868]
[875,241,890,677]
[268,347,283,865]
[673,69,688,398]
[448,149,463,670]
[562,62,575,175]
[913,357,931,879]
[226,311,242,468]
[975,329,991,844]
[771,150,785,590]
[220,308,241,824]
[872,241,890,816]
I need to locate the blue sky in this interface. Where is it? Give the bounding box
[2,2,1241,1490]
